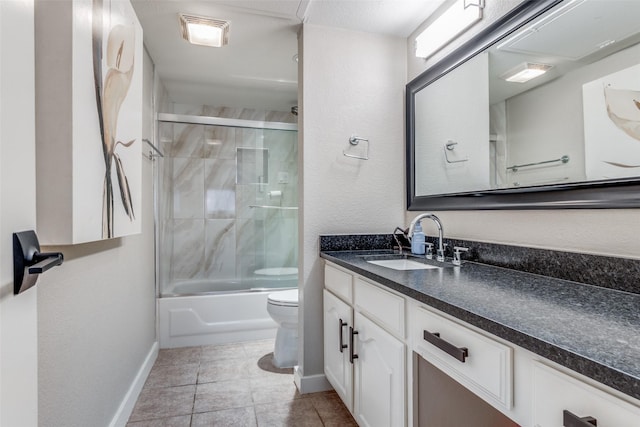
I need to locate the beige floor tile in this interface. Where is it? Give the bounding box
[249,375,301,405]
[309,391,358,426]
[243,339,276,359]
[191,406,258,427]
[200,342,247,362]
[154,347,201,366]
[129,385,195,422]
[144,363,199,388]
[126,415,191,427]
[198,358,254,383]
[194,379,254,413]
[254,399,324,427]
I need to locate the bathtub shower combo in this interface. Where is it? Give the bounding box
[155,112,299,354]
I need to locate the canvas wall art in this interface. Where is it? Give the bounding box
[35,0,142,244]
[583,63,640,181]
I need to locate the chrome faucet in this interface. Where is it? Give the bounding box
[408,213,445,262]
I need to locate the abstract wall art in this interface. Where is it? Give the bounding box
[35,0,143,244]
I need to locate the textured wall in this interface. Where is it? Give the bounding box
[299,24,407,386]
[37,49,157,427]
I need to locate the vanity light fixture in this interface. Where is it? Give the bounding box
[415,0,484,59]
[179,13,230,47]
[500,62,553,83]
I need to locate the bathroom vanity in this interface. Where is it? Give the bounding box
[320,244,640,427]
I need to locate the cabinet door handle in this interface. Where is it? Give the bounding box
[339,319,348,353]
[423,330,468,362]
[563,410,597,427]
[349,326,359,364]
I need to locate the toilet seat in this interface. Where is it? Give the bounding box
[268,289,298,307]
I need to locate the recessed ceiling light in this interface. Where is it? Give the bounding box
[179,13,229,47]
[500,62,552,83]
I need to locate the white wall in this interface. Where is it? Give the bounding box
[37,49,157,426]
[0,1,38,425]
[298,24,406,390]
[405,0,640,259]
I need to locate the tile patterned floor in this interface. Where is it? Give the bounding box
[127,339,358,426]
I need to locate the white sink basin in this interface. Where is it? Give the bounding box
[366,259,440,270]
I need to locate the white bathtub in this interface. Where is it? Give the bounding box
[158,278,297,348]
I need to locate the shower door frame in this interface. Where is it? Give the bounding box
[154,113,299,298]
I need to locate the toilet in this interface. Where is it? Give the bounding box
[266,288,299,368]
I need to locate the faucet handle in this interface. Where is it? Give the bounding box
[453,246,469,266]
[423,242,434,259]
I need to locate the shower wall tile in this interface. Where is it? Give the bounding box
[237,128,262,149]
[173,158,204,219]
[171,219,205,280]
[159,122,174,155]
[205,159,236,219]
[205,220,236,280]
[172,124,204,158]
[266,110,297,124]
[265,217,298,269]
[204,126,236,159]
[236,185,259,220]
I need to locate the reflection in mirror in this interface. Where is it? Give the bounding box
[408,0,640,208]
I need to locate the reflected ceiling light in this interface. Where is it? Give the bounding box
[179,13,229,47]
[415,0,484,59]
[501,62,553,83]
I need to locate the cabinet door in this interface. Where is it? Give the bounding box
[323,290,353,411]
[353,311,406,427]
[532,362,640,427]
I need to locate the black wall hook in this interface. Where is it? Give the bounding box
[13,230,64,295]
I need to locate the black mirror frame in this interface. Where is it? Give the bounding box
[406,0,640,211]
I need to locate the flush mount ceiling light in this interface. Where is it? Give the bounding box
[415,0,484,59]
[500,62,553,83]
[179,13,229,47]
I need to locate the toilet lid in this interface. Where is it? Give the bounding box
[268,289,299,306]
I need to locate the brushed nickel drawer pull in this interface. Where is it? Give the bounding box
[423,329,469,362]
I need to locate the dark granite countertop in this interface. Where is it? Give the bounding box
[320,249,640,401]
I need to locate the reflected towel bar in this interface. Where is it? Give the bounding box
[249,205,298,210]
[507,155,569,172]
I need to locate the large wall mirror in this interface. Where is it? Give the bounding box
[407,0,640,210]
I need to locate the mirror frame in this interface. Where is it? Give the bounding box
[406,0,640,211]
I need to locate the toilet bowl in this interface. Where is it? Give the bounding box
[267,288,299,368]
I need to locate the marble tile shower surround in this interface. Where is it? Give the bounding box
[319,234,640,295]
[157,105,298,292]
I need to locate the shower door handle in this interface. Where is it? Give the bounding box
[349,327,359,364]
[339,319,348,353]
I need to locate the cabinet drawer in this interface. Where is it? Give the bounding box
[411,305,512,410]
[325,263,353,303]
[532,362,640,427]
[354,278,405,338]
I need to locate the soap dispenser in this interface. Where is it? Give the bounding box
[411,221,426,255]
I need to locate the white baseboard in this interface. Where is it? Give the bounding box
[109,341,159,427]
[294,367,333,394]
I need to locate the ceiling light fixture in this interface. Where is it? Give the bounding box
[415,0,484,59]
[179,13,230,47]
[500,62,553,83]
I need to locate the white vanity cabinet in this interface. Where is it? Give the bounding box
[323,263,406,427]
[322,260,640,427]
[532,362,640,427]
